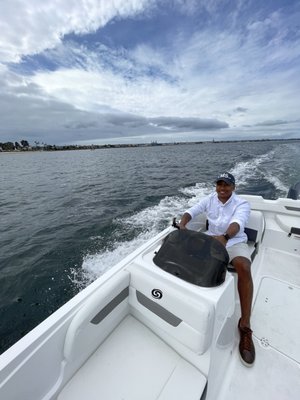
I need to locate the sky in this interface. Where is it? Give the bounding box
[0,0,300,145]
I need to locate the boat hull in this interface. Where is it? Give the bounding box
[0,195,299,400]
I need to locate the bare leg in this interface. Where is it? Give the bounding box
[231,256,253,328]
[231,256,255,366]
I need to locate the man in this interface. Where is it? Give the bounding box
[179,172,255,367]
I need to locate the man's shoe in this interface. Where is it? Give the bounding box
[238,319,255,367]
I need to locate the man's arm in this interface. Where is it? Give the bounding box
[225,222,240,238]
[179,196,210,230]
[214,222,240,245]
[214,200,250,246]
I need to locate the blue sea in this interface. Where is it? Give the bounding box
[1,140,300,354]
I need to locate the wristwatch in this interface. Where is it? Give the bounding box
[223,233,230,241]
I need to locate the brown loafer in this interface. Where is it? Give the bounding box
[238,319,255,367]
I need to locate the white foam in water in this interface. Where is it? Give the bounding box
[230,151,275,186]
[231,149,290,195]
[264,174,289,194]
[80,231,153,283]
[80,184,211,285]
[179,182,213,198]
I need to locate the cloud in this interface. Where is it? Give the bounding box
[0,0,153,62]
[0,1,300,144]
[0,67,230,144]
[64,121,99,130]
[149,116,228,130]
[234,107,248,113]
[105,113,147,128]
[254,120,290,127]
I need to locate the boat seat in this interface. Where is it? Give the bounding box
[245,210,265,259]
[60,269,208,399]
[186,210,265,269]
[62,270,130,384]
[58,315,207,400]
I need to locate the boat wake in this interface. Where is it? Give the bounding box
[230,151,275,186]
[74,147,291,288]
[78,185,211,286]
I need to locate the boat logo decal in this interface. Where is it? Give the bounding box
[151,289,163,299]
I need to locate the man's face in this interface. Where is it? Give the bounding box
[216,180,235,202]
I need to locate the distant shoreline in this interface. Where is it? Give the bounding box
[1,137,299,153]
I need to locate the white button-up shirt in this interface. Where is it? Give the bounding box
[185,192,250,247]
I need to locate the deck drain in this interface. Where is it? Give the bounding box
[260,337,269,347]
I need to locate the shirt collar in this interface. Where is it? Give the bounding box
[216,191,235,205]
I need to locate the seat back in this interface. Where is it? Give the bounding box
[245,210,265,245]
[63,270,130,382]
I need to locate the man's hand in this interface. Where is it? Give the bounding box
[213,235,228,246]
[179,212,192,230]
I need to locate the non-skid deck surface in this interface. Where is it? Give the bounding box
[58,315,206,400]
[217,248,300,400]
[252,277,300,362]
[259,247,300,287]
[217,281,300,400]
[218,337,300,400]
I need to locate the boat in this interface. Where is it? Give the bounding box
[1,185,300,400]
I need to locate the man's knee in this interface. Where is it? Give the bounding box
[231,256,251,275]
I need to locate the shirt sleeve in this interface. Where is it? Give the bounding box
[185,196,210,219]
[229,200,250,231]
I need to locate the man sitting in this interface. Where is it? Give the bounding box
[179,172,255,366]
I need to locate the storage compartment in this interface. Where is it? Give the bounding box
[129,264,214,354]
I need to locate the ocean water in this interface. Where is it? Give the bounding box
[0,140,300,354]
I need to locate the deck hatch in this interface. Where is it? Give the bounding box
[253,277,300,363]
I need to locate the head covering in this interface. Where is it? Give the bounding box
[215,172,235,185]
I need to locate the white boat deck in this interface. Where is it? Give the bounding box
[216,246,300,400]
[57,245,300,400]
[218,336,299,400]
[58,315,206,400]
